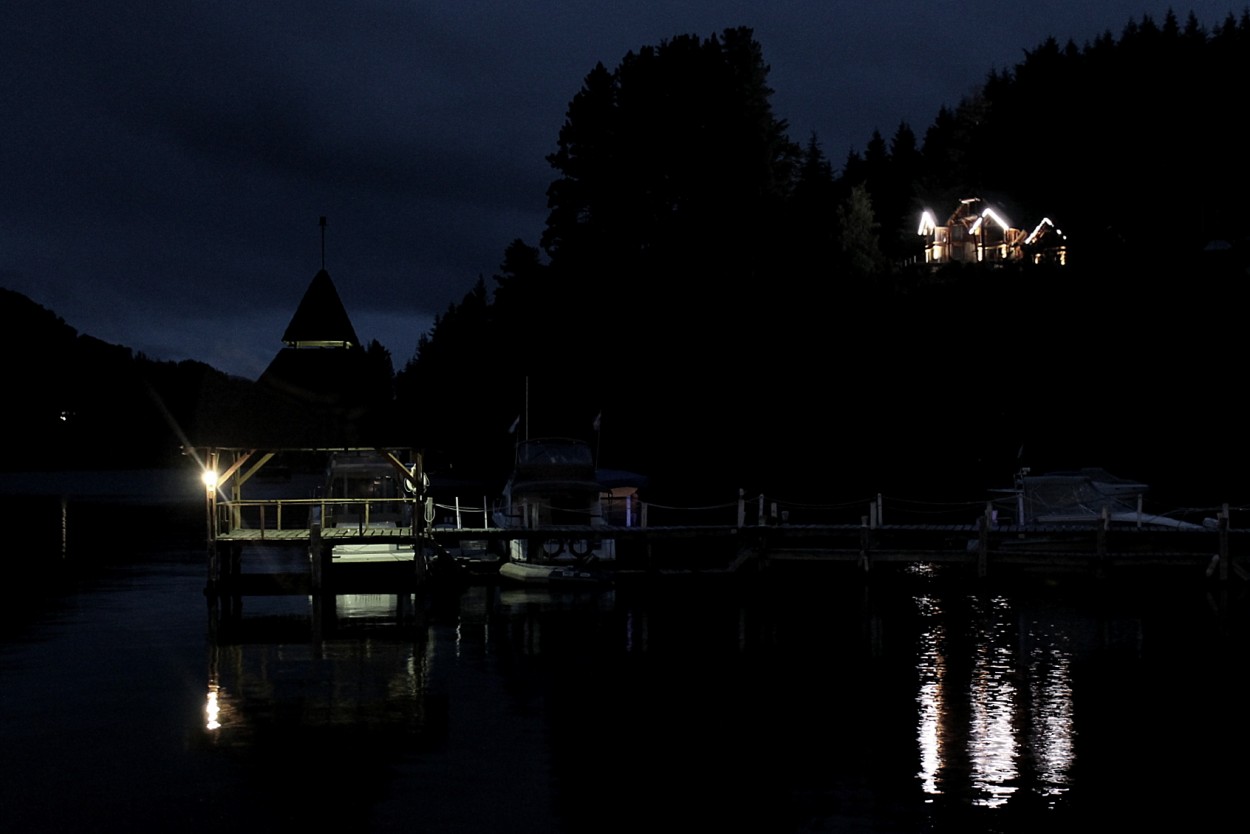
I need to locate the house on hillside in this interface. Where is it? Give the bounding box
[918,197,1067,266]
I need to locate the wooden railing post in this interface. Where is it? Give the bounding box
[978,505,990,579]
[310,521,326,592]
[1220,504,1229,582]
[859,515,871,573]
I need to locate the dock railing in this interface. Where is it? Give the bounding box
[429,497,491,530]
[204,476,1245,585]
[212,496,417,538]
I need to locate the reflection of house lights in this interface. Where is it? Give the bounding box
[1030,646,1075,799]
[969,620,1019,808]
[915,594,945,798]
[917,634,944,793]
[914,592,1076,809]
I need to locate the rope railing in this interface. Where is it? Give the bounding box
[430,498,491,529]
[421,490,980,531]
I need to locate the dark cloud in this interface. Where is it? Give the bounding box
[4,1,1236,377]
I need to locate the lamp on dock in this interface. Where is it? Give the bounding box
[202,469,218,493]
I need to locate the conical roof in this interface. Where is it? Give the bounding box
[280,268,360,347]
[258,267,369,409]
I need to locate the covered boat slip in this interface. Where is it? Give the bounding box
[198,445,427,595]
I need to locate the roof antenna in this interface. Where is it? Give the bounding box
[319,216,327,270]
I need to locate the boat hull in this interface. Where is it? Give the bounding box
[498,560,612,586]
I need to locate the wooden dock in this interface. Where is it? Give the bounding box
[195,447,1250,596]
[204,516,1249,596]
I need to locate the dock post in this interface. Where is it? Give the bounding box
[977,507,990,579]
[204,473,217,595]
[737,489,745,528]
[412,540,427,583]
[1219,504,1229,582]
[310,522,325,592]
[226,544,241,590]
[207,540,221,596]
[859,515,871,573]
[413,499,428,585]
[1096,507,1109,578]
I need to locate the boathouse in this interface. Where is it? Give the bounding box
[195,232,432,598]
[255,262,397,447]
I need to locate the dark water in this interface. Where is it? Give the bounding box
[2,492,1248,833]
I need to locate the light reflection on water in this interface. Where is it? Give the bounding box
[966,596,1020,808]
[205,592,440,748]
[3,498,1249,833]
[1028,625,1075,801]
[914,588,1077,809]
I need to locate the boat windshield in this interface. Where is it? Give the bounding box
[324,453,401,499]
[515,439,594,468]
[328,472,400,500]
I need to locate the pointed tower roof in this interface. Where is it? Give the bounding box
[280,268,360,348]
[258,266,370,413]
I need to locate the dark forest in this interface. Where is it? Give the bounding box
[5,10,1248,509]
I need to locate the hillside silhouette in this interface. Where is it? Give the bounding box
[396,12,1250,508]
[6,10,1248,511]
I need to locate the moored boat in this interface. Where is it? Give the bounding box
[989,467,1202,530]
[497,560,614,585]
[492,437,621,585]
[967,467,1209,557]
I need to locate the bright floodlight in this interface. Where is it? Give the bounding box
[202,469,218,490]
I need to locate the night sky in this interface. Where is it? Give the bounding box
[4,2,1239,379]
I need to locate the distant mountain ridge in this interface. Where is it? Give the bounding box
[1,285,406,471]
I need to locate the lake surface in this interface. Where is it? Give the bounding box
[1,489,1248,833]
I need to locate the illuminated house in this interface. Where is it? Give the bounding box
[918,197,1067,266]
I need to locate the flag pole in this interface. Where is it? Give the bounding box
[593,410,602,469]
